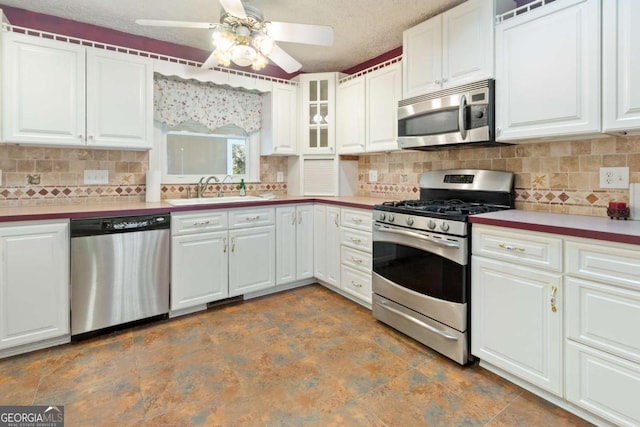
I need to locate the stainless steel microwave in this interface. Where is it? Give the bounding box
[397,79,495,150]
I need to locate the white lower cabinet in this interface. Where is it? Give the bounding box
[275,204,314,285]
[339,208,373,304]
[473,224,640,425]
[171,207,275,312]
[565,238,640,426]
[0,220,69,354]
[471,256,563,395]
[313,204,340,287]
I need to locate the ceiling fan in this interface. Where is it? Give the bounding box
[136,0,334,73]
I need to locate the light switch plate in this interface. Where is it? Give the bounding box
[368,170,378,183]
[276,171,284,182]
[84,169,109,185]
[599,167,629,189]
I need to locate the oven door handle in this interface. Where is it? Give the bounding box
[375,225,460,248]
[376,301,458,341]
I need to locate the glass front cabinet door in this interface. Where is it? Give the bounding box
[300,72,337,155]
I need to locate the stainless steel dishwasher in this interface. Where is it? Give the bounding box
[70,213,171,337]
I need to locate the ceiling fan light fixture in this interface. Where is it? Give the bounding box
[211,26,235,51]
[230,44,256,67]
[252,53,268,71]
[252,33,274,56]
[212,48,231,66]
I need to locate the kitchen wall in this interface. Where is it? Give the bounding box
[357,135,640,217]
[0,144,287,206]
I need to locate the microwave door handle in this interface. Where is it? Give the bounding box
[458,94,467,140]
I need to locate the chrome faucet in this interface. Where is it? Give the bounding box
[217,175,233,197]
[196,176,219,198]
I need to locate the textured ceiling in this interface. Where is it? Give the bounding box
[0,0,465,73]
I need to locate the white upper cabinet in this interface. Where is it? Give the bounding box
[603,0,640,133]
[261,83,298,155]
[337,62,401,154]
[2,32,85,146]
[299,72,337,155]
[402,0,493,98]
[2,31,153,149]
[366,62,402,152]
[336,77,366,154]
[495,0,601,141]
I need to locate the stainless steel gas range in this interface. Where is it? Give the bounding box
[372,169,514,365]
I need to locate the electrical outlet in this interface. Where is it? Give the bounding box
[276,171,284,182]
[599,167,629,189]
[369,170,378,183]
[84,169,109,185]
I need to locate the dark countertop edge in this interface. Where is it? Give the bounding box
[0,197,377,222]
[470,216,640,246]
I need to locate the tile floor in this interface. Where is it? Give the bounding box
[0,284,594,426]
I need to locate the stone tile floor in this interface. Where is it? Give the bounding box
[0,284,594,426]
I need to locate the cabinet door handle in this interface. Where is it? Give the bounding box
[298,211,303,225]
[78,134,84,141]
[245,216,260,221]
[223,237,227,253]
[351,217,363,224]
[335,213,339,227]
[351,280,363,288]
[193,220,210,226]
[291,214,296,226]
[550,286,558,313]
[498,243,525,252]
[231,237,235,253]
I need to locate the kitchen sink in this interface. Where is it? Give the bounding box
[165,196,267,206]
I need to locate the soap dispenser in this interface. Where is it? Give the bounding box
[239,178,246,196]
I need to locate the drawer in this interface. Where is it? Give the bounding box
[228,207,275,229]
[341,245,372,272]
[341,265,372,304]
[472,225,562,272]
[341,228,372,252]
[566,276,640,363]
[171,211,228,236]
[566,239,640,291]
[340,208,372,232]
[566,341,640,427]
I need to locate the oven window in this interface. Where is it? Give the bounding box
[373,241,467,304]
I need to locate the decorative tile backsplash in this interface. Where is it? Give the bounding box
[0,145,288,206]
[358,135,640,217]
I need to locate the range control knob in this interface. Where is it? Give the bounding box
[427,220,436,230]
[379,212,386,221]
[406,217,414,226]
[441,222,450,232]
[388,214,395,222]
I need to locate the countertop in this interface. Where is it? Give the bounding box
[470,209,640,245]
[0,196,384,222]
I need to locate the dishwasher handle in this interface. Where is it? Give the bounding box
[71,213,171,237]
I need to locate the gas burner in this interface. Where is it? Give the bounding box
[377,199,508,222]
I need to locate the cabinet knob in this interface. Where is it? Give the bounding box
[435,79,441,85]
[442,78,448,83]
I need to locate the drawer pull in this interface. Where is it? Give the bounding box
[350,237,362,244]
[245,215,261,221]
[193,220,211,226]
[351,280,363,288]
[351,257,363,264]
[498,243,525,252]
[550,286,558,313]
[351,217,363,224]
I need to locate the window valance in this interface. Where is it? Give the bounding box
[153,75,262,133]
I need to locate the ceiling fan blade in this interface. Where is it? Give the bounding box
[201,51,219,69]
[219,0,247,19]
[136,19,214,29]
[267,22,334,46]
[268,45,302,73]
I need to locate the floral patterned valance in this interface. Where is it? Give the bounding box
[153,75,262,133]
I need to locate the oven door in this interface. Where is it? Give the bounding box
[372,222,468,304]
